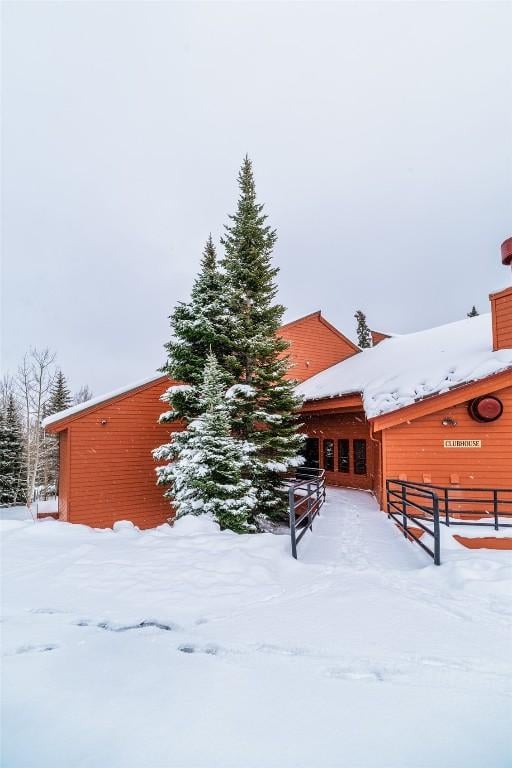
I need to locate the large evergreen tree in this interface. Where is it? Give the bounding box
[0,394,25,505]
[154,353,256,532]
[355,310,372,348]
[220,156,304,522]
[160,235,230,422]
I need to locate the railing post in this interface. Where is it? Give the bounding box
[444,487,450,527]
[307,483,313,530]
[493,489,499,531]
[401,485,408,538]
[316,480,320,516]
[432,493,441,566]
[289,485,297,559]
[386,481,391,518]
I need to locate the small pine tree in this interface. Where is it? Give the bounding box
[154,353,256,532]
[43,371,72,497]
[467,306,479,318]
[47,371,72,415]
[160,235,230,422]
[220,156,304,522]
[355,310,372,349]
[0,394,26,505]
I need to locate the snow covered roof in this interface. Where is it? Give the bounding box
[43,313,512,430]
[297,313,512,419]
[42,373,165,428]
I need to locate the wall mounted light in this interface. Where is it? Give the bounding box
[441,417,458,427]
[468,395,503,423]
[100,419,108,426]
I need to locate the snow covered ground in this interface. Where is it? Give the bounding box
[2,489,511,768]
[0,505,33,521]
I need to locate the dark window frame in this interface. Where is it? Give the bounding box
[303,437,320,469]
[353,439,367,475]
[323,439,334,471]
[338,439,350,473]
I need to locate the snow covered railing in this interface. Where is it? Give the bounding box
[386,480,441,565]
[288,468,326,559]
[387,480,512,565]
[397,481,512,531]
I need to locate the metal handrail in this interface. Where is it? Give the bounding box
[386,479,512,565]
[288,468,326,559]
[386,480,441,565]
[389,480,512,531]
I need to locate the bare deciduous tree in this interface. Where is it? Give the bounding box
[0,374,16,410]
[16,348,56,503]
[73,384,93,405]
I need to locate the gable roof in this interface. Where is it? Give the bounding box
[279,310,360,353]
[297,313,512,420]
[44,312,357,430]
[43,374,168,431]
[44,312,512,433]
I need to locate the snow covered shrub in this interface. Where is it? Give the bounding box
[154,353,256,533]
[160,235,231,422]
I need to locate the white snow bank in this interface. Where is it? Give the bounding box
[0,505,32,522]
[2,488,511,768]
[171,512,221,535]
[297,313,512,418]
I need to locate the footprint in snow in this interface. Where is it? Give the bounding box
[30,608,69,615]
[419,657,467,672]
[327,667,384,682]
[11,644,58,655]
[178,644,218,655]
[75,619,178,633]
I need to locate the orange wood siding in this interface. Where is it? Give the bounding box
[65,379,180,529]
[370,330,390,346]
[490,286,512,351]
[371,432,384,506]
[382,384,512,494]
[302,412,375,491]
[279,312,358,382]
[58,429,69,521]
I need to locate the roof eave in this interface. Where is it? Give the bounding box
[43,374,170,432]
[370,367,512,432]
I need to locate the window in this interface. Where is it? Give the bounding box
[323,439,334,471]
[303,437,319,469]
[353,439,367,475]
[338,439,350,473]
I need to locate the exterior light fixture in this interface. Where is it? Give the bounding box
[100,419,108,426]
[441,417,457,427]
[468,396,503,423]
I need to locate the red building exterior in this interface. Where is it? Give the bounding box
[44,240,512,532]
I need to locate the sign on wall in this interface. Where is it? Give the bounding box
[443,439,482,448]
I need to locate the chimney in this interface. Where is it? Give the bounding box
[490,237,512,351]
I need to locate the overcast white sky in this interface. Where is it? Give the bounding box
[2,1,511,395]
